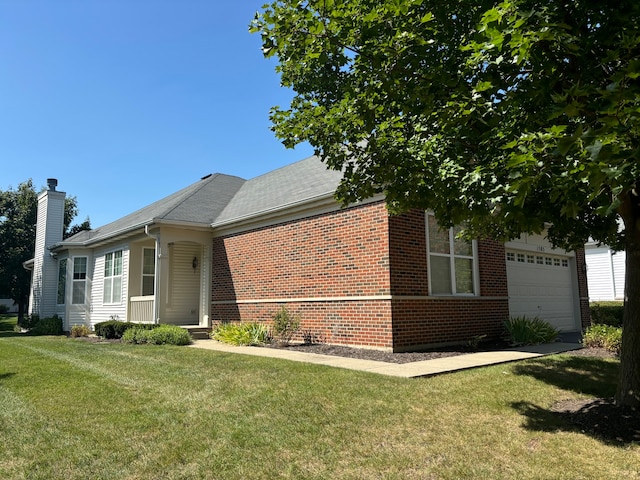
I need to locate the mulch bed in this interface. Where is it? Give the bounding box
[265,342,616,364]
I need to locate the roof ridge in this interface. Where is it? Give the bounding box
[155,173,223,221]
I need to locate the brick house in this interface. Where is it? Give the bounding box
[26,156,589,351]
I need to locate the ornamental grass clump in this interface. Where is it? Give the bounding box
[504,316,559,346]
[211,322,270,346]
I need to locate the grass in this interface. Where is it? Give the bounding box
[0,314,638,479]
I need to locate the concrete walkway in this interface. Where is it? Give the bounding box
[189,340,583,378]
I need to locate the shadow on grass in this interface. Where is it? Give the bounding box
[0,315,23,338]
[0,372,16,382]
[512,355,618,398]
[511,355,640,446]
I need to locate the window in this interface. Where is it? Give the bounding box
[72,257,87,304]
[57,258,67,305]
[426,213,477,295]
[142,248,155,296]
[103,250,123,304]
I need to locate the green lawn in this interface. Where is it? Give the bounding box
[0,315,637,479]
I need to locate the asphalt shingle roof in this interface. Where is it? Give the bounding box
[213,155,343,226]
[59,156,343,247]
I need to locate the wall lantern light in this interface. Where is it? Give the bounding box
[192,256,198,273]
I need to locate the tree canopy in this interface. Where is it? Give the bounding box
[0,180,90,317]
[253,0,640,406]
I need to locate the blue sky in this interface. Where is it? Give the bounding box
[0,1,314,228]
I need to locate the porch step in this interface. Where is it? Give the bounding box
[181,326,211,340]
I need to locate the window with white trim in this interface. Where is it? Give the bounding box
[426,213,477,295]
[142,248,155,296]
[57,258,67,305]
[103,250,123,304]
[72,257,87,304]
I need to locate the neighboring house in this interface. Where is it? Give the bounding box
[585,242,626,301]
[0,299,18,313]
[26,157,590,351]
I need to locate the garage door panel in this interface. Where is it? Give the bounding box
[506,250,577,331]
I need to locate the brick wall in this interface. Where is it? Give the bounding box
[211,203,513,351]
[387,211,510,350]
[211,202,396,348]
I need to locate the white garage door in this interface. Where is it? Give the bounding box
[506,250,577,331]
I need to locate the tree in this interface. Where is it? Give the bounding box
[0,180,90,319]
[253,0,640,406]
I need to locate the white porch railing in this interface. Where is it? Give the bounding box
[129,296,154,323]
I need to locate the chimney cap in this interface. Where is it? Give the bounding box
[46,178,58,191]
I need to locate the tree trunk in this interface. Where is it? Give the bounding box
[615,194,640,407]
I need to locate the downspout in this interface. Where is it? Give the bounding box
[145,225,161,324]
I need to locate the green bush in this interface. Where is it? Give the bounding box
[70,324,92,337]
[271,306,300,345]
[94,320,157,339]
[211,322,270,346]
[590,301,623,327]
[504,316,559,346]
[30,316,64,336]
[0,304,9,314]
[18,314,40,330]
[123,324,192,345]
[583,324,622,355]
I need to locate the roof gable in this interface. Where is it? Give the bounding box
[62,173,245,246]
[213,156,343,226]
[59,156,342,247]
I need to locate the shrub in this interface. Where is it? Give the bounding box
[0,304,9,314]
[30,316,64,336]
[95,320,157,339]
[70,324,92,338]
[583,324,622,355]
[590,301,624,327]
[504,316,559,346]
[123,325,192,346]
[18,314,40,330]
[211,322,270,346]
[271,306,300,345]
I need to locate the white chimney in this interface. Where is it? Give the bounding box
[28,179,66,318]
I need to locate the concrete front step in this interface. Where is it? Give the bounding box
[180,326,211,340]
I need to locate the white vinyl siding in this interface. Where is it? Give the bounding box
[164,243,201,325]
[90,244,129,325]
[426,213,478,296]
[585,246,626,301]
[103,250,123,304]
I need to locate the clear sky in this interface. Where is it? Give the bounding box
[0,1,314,228]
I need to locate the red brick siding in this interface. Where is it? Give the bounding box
[387,211,428,296]
[212,202,391,301]
[391,298,510,351]
[211,204,513,351]
[213,301,394,349]
[387,210,509,350]
[211,202,395,348]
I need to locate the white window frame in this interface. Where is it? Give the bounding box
[72,257,88,305]
[426,212,479,296]
[57,258,67,305]
[103,250,123,305]
[142,247,155,297]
